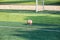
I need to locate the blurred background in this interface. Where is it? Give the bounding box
[0,0,60,5]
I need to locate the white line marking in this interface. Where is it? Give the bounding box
[0,26,60,32]
[0,26,24,28]
[39,29,60,32]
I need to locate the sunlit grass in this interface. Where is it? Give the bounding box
[0,12,60,22]
[0,10,60,27]
[0,10,60,40]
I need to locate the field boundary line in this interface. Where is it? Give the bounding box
[0,26,60,32]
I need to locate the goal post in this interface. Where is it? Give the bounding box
[42,0,44,10]
[36,0,38,12]
[35,0,44,12]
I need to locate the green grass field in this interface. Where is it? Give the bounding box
[0,9,60,40]
[0,0,60,5]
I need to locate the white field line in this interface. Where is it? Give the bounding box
[0,26,24,28]
[39,29,60,32]
[0,26,60,32]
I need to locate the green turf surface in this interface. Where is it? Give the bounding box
[0,10,60,40]
[0,27,60,40]
[0,10,60,27]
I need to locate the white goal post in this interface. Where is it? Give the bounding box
[36,0,38,12]
[36,0,44,12]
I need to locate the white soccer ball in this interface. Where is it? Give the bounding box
[27,20,32,25]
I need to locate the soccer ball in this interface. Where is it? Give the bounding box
[27,20,32,25]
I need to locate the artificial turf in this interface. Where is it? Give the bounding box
[0,10,60,40]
